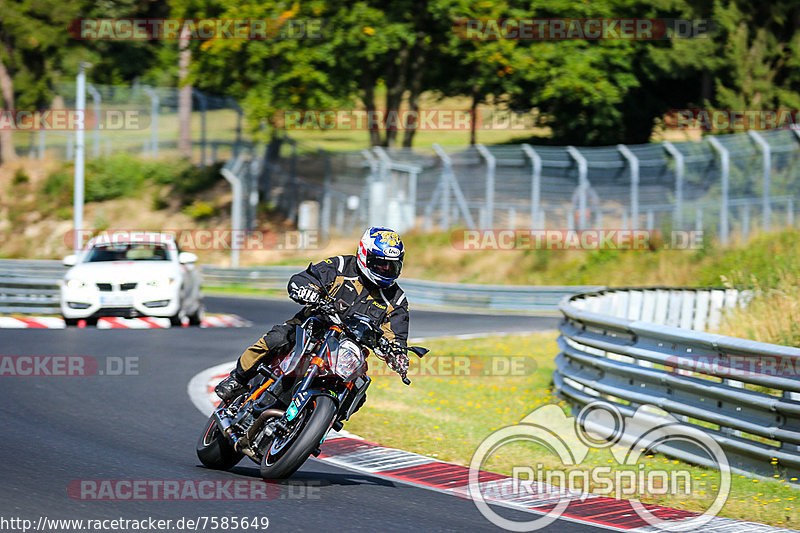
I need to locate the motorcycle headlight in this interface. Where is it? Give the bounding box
[65,279,86,289]
[333,339,365,380]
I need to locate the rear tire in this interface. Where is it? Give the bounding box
[63,317,78,326]
[196,413,244,470]
[259,395,336,479]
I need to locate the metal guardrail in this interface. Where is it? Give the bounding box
[0,260,66,313]
[0,260,597,314]
[200,265,600,312]
[555,287,800,479]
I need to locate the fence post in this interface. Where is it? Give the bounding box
[143,86,160,158]
[663,141,684,229]
[86,84,101,159]
[741,203,750,240]
[566,146,588,229]
[475,144,495,228]
[38,130,45,160]
[221,163,244,268]
[747,130,771,232]
[707,137,730,246]
[320,149,331,241]
[618,144,640,229]
[432,143,476,230]
[521,144,542,228]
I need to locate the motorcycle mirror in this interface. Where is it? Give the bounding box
[306,262,331,298]
[408,346,429,358]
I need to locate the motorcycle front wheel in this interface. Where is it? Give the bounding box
[259,395,336,479]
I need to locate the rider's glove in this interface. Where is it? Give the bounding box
[387,348,409,376]
[290,285,320,305]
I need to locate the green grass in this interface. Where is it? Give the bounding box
[347,332,800,527]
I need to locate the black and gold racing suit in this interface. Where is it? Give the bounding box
[235,254,410,379]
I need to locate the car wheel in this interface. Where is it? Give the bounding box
[188,303,205,326]
[64,317,78,326]
[169,298,185,326]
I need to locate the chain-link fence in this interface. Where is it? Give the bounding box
[242,128,800,243]
[11,81,249,165]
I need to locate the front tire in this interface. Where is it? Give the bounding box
[260,395,336,479]
[196,413,244,470]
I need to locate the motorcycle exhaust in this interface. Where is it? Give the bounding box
[247,408,285,441]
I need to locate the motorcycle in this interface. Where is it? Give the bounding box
[196,263,428,479]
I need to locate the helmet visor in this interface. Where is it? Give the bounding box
[366,255,402,279]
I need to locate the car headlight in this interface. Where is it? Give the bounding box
[146,278,175,288]
[65,279,86,289]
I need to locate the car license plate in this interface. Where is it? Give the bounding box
[100,294,133,306]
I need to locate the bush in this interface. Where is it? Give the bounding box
[183,200,216,221]
[40,168,73,207]
[12,168,30,185]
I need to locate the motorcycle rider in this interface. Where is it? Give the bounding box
[215,226,411,402]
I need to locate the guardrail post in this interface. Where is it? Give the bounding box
[475,144,495,228]
[521,144,543,228]
[663,141,684,229]
[143,86,160,158]
[708,137,730,246]
[618,144,639,229]
[747,130,771,232]
[566,146,589,230]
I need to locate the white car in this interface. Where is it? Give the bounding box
[60,232,204,326]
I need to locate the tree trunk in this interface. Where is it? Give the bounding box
[177,24,192,158]
[0,58,17,164]
[469,86,479,146]
[401,37,427,148]
[361,73,381,147]
[384,47,410,148]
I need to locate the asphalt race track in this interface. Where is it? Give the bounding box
[0,296,617,532]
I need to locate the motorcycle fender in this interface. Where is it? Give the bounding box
[284,388,340,422]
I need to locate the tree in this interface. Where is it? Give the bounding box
[0,0,81,163]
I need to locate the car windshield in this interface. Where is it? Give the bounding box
[84,243,170,262]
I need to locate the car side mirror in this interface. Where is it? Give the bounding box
[63,254,77,267]
[178,252,198,264]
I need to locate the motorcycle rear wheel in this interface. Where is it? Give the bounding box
[259,395,336,479]
[196,412,245,470]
